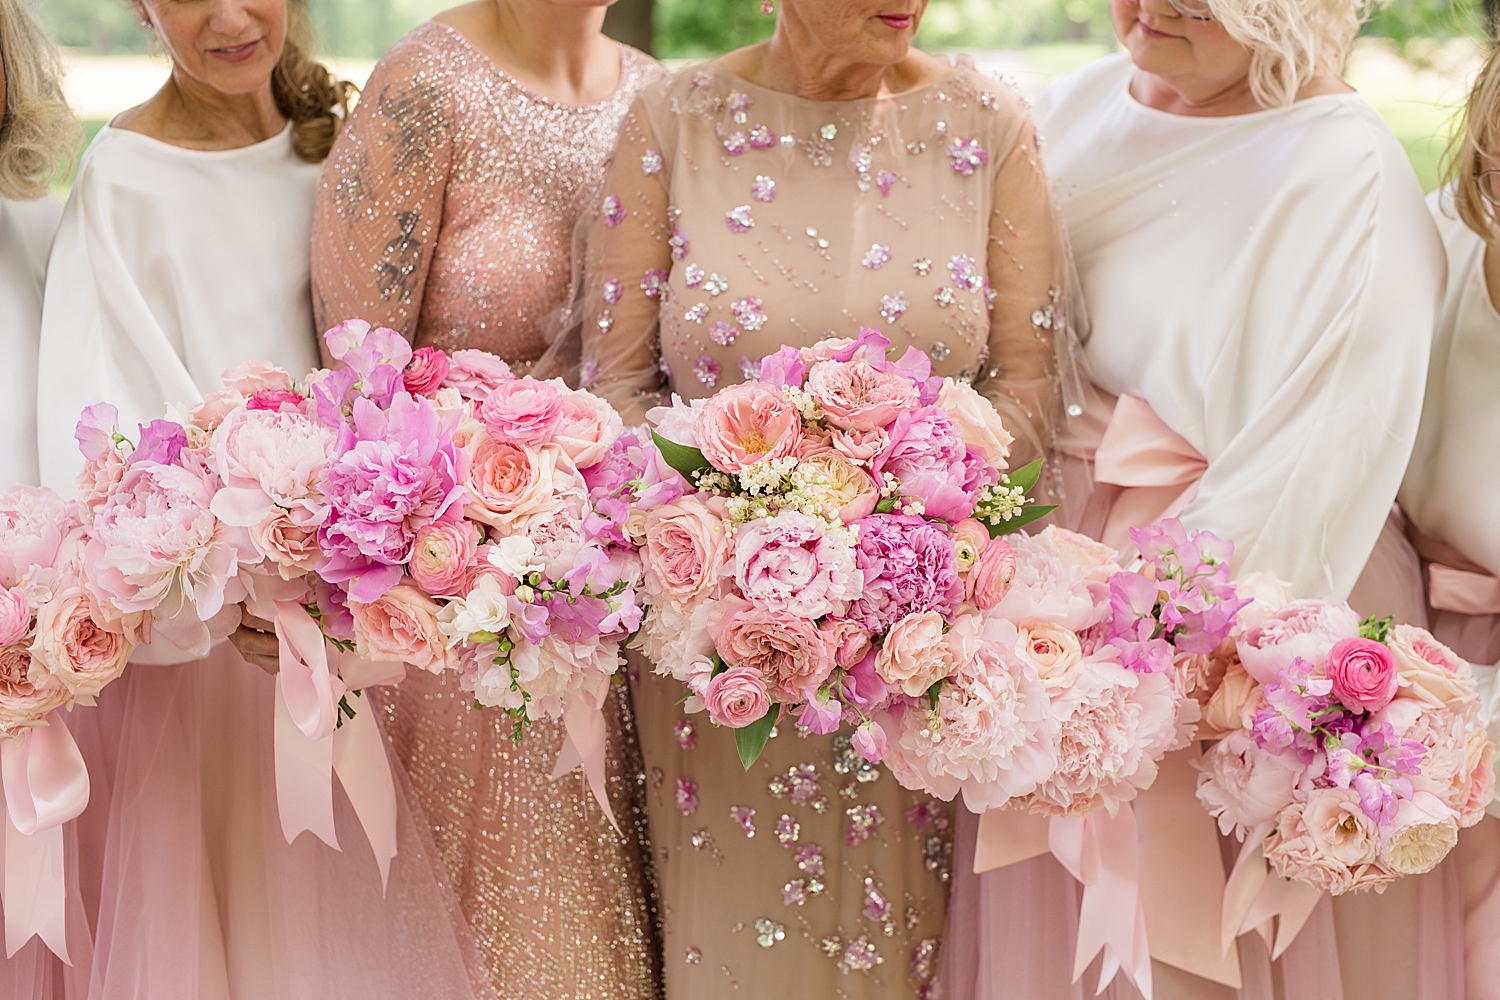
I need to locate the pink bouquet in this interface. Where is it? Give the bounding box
[631,329,1056,767]
[1195,598,1494,894]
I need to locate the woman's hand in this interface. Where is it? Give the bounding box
[230,613,281,675]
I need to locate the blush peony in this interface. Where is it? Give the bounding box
[1194,730,1305,838]
[732,511,859,620]
[1236,599,1360,684]
[876,610,977,697]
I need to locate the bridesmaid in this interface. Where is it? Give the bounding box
[944,0,1447,997]
[0,0,80,489]
[1400,45,1500,999]
[37,2,492,997]
[309,3,665,996]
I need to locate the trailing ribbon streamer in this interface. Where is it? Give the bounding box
[552,687,620,835]
[1093,393,1209,556]
[0,713,89,961]
[1221,826,1322,960]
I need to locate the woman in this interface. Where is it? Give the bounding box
[944,0,1445,997]
[1398,44,1500,999]
[0,0,79,490]
[309,3,664,996]
[37,3,492,998]
[572,1,1075,995]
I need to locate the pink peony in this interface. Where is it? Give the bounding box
[1388,625,1475,710]
[988,527,1118,633]
[1326,638,1399,713]
[710,595,835,703]
[1236,599,1360,685]
[211,406,335,527]
[478,379,565,448]
[876,610,977,697]
[0,587,30,646]
[967,536,1015,610]
[1194,730,1305,837]
[221,359,295,397]
[732,511,860,619]
[0,643,67,735]
[845,514,964,634]
[805,360,921,432]
[29,588,135,698]
[76,449,127,523]
[935,378,1013,469]
[693,382,803,474]
[443,350,515,398]
[409,521,479,596]
[348,580,451,674]
[703,666,771,728]
[870,406,972,522]
[403,347,450,396]
[551,384,624,469]
[643,496,730,611]
[0,487,75,591]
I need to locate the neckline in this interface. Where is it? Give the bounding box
[701,60,959,108]
[101,119,295,157]
[1110,55,1360,125]
[428,20,630,111]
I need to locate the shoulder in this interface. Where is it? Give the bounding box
[1034,53,1132,128]
[618,43,666,90]
[361,21,470,113]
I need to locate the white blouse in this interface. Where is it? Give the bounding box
[37,124,321,493]
[0,196,62,487]
[1036,54,1444,599]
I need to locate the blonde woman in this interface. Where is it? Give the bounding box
[943,0,1447,997]
[0,0,80,489]
[1397,44,1500,999]
[38,2,493,997]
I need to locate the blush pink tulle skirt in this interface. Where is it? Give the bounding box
[1,642,494,1000]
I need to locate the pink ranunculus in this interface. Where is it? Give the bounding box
[967,536,1015,610]
[643,496,731,611]
[1325,637,1399,713]
[403,346,450,396]
[819,618,872,669]
[251,511,322,579]
[0,587,30,647]
[348,580,451,674]
[1302,787,1380,867]
[1236,599,1360,685]
[876,610,977,697]
[551,383,623,469]
[693,382,803,474]
[830,426,889,464]
[409,521,479,596]
[935,378,1013,469]
[477,379,565,447]
[806,360,921,432]
[851,720,888,762]
[1194,730,1305,837]
[704,666,771,728]
[0,643,68,735]
[1388,624,1476,709]
[245,389,306,413]
[710,595,835,704]
[443,349,515,398]
[951,517,990,573]
[29,588,135,698]
[732,511,860,620]
[870,405,972,522]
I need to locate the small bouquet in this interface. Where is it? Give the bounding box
[1195,598,1495,894]
[630,328,1054,767]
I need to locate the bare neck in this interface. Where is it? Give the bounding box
[437,0,620,105]
[1131,67,1353,118]
[717,17,942,101]
[114,71,285,151]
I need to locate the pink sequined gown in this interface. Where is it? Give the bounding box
[575,62,1071,998]
[311,21,665,999]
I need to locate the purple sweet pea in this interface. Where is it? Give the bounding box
[129,419,188,466]
[757,345,807,389]
[797,688,844,735]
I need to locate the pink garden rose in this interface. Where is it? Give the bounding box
[1388,625,1475,709]
[1201,659,1265,737]
[694,382,803,474]
[403,347,450,396]
[222,359,295,397]
[935,378,1013,469]
[1462,739,1496,828]
[1381,793,1460,875]
[409,521,479,596]
[443,350,515,398]
[0,643,68,736]
[1016,620,1083,691]
[732,511,859,620]
[1303,787,1381,867]
[967,537,1016,610]
[1264,801,1392,895]
[551,384,623,469]
[29,588,135,698]
[703,666,772,729]
[805,360,921,432]
[1195,730,1306,837]
[0,587,30,647]
[876,610,978,697]
[1236,599,1360,684]
[795,453,879,523]
[1325,637,1399,713]
[819,618,872,669]
[477,379,564,447]
[710,595,835,703]
[643,496,730,610]
[830,427,889,464]
[251,511,322,579]
[466,440,580,533]
[349,581,452,674]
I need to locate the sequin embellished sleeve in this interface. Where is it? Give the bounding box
[578,98,673,425]
[311,33,454,341]
[977,114,1069,472]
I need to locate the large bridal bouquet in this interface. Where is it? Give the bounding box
[1195,598,1495,896]
[631,329,1054,767]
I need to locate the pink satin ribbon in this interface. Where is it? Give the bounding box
[1093,393,1209,555]
[551,688,621,835]
[1220,826,1322,960]
[1407,527,1500,616]
[0,713,89,962]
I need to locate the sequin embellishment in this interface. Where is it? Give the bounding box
[775,814,800,846]
[845,804,883,845]
[685,946,702,965]
[675,777,699,814]
[640,268,669,299]
[749,125,776,150]
[948,254,983,292]
[723,132,748,156]
[710,321,738,347]
[726,205,755,233]
[731,297,768,331]
[731,804,757,836]
[881,292,908,323]
[684,303,709,323]
[948,137,990,176]
[641,149,663,174]
[751,175,776,202]
[738,357,762,381]
[861,244,891,269]
[683,264,705,288]
[839,937,883,972]
[929,341,951,362]
[602,278,623,304]
[820,123,838,140]
[755,918,786,948]
[674,718,698,749]
[704,273,730,296]
[602,194,625,227]
[877,170,898,197]
[795,843,826,877]
[692,355,721,386]
[670,226,690,261]
[782,879,808,905]
[914,257,933,276]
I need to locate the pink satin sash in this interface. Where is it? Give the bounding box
[1092,393,1210,554]
[1407,527,1500,617]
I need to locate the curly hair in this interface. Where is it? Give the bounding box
[1208,0,1374,109]
[1444,42,1500,242]
[272,0,356,163]
[0,0,83,200]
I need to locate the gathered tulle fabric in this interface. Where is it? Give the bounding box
[64,644,495,1000]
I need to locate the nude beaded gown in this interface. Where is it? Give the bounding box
[310,22,666,999]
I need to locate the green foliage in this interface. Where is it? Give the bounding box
[656,0,774,59]
[1362,0,1488,54]
[734,704,778,769]
[917,0,1115,49]
[36,0,150,54]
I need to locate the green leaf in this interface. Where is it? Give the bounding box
[651,429,711,479]
[734,705,779,770]
[1359,614,1393,644]
[709,654,728,679]
[987,504,1058,538]
[875,496,898,514]
[1007,457,1045,496]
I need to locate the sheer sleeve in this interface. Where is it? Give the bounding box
[575,99,673,425]
[310,35,454,342]
[975,116,1082,474]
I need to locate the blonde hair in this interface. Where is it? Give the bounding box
[272,0,355,163]
[1446,43,1500,242]
[0,0,83,200]
[1208,0,1373,108]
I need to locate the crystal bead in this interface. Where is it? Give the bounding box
[754,918,786,948]
[683,303,708,323]
[1067,404,1084,417]
[820,123,838,140]
[928,341,950,362]
[684,946,702,965]
[704,273,730,296]
[913,257,932,275]
[710,321,738,347]
[779,133,796,147]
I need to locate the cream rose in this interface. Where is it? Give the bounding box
[466,440,579,533]
[1201,659,1264,737]
[349,580,452,674]
[796,452,880,523]
[1302,787,1380,867]
[1381,794,1459,875]
[1016,621,1082,690]
[876,611,978,697]
[29,588,135,698]
[936,378,1014,469]
[1389,624,1476,710]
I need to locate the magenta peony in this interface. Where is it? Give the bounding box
[845,514,963,634]
[869,405,972,522]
